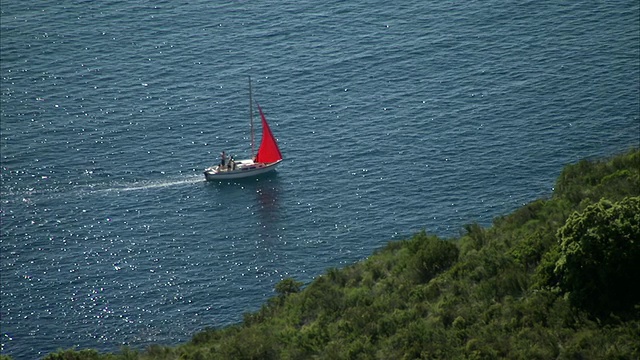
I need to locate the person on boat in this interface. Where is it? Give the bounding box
[230,156,236,171]
[220,151,226,169]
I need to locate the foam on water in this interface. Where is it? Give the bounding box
[94,176,205,193]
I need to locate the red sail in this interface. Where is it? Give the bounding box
[255,104,283,163]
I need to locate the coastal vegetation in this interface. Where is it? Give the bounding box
[14,149,640,359]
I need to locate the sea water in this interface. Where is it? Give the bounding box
[1,0,638,358]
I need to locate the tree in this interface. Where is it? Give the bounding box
[275,278,303,297]
[554,197,640,315]
[409,232,459,283]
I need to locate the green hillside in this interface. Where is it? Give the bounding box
[21,149,640,359]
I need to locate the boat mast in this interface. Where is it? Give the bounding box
[249,76,255,160]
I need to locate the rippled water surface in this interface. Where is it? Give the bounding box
[1,0,638,358]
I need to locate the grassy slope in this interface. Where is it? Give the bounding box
[35,148,640,359]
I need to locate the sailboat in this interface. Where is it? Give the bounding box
[204,78,283,181]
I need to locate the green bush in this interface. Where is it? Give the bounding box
[554,149,640,204]
[555,196,640,315]
[40,349,109,360]
[408,231,459,283]
[275,277,303,297]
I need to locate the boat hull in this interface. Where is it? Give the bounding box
[204,160,282,181]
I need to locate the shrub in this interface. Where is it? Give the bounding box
[554,197,640,315]
[41,349,106,360]
[408,232,459,283]
[275,277,303,297]
[461,223,488,253]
